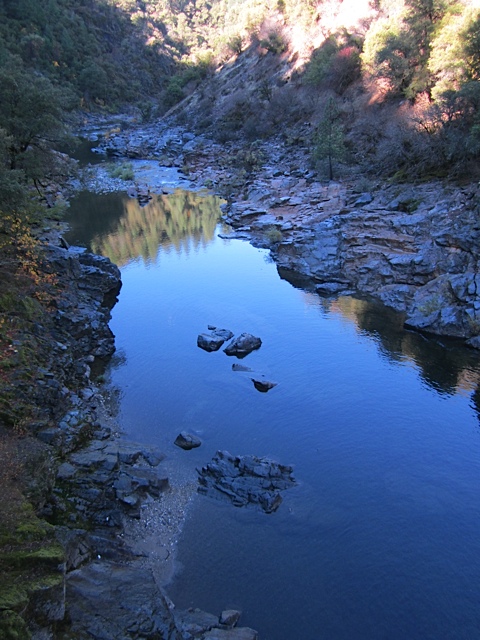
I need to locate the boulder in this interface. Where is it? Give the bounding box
[198,327,234,352]
[220,610,242,627]
[251,378,277,393]
[224,333,262,358]
[174,431,202,450]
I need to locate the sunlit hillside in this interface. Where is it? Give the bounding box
[1,0,480,194]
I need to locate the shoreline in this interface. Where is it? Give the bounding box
[9,113,478,636]
[0,147,259,636]
[83,114,480,347]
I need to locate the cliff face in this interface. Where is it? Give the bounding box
[266,181,480,342]
[0,240,122,639]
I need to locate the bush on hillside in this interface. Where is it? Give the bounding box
[260,30,287,54]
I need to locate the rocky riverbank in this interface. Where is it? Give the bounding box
[85,115,480,347]
[0,216,259,638]
[9,112,476,638]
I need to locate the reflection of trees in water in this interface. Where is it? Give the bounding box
[303,292,480,401]
[91,190,224,266]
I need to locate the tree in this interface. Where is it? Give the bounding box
[313,97,346,180]
[0,56,75,193]
[362,0,456,98]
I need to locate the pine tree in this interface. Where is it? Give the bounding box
[313,98,346,181]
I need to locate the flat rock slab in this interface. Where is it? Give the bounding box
[175,607,257,639]
[66,562,181,639]
[224,333,262,358]
[197,450,296,514]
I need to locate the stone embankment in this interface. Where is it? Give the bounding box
[91,116,480,346]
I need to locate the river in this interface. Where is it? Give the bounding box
[66,186,480,639]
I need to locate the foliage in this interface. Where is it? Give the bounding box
[260,30,287,54]
[303,30,362,95]
[429,7,480,98]
[313,98,346,180]
[107,161,135,181]
[227,35,244,55]
[0,54,76,207]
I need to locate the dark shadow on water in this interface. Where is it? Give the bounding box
[278,264,480,400]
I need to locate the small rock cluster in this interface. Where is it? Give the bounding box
[197,326,262,357]
[197,326,278,394]
[198,450,297,514]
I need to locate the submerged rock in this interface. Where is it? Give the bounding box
[174,431,202,450]
[224,333,262,358]
[197,450,296,514]
[251,378,278,393]
[232,363,252,372]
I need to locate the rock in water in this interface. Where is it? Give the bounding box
[224,333,262,358]
[197,327,234,352]
[251,378,277,392]
[197,450,296,513]
[174,431,202,450]
[197,333,226,352]
[232,363,253,372]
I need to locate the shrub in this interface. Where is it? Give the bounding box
[327,46,362,93]
[265,226,283,244]
[260,31,287,54]
[227,35,243,55]
[107,161,134,181]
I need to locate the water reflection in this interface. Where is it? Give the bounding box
[65,186,480,639]
[286,272,480,401]
[66,189,225,266]
[66,187,480,404]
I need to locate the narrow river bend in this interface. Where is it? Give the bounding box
[66,187,480,640]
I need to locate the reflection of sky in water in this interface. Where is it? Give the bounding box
[67,190,480,640]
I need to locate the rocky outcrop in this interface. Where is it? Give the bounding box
[222,178,480,344]
[44,244,122,363]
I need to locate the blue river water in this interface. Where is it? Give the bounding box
[66,188,480,639]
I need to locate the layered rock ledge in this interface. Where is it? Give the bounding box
[222,180,480,345]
